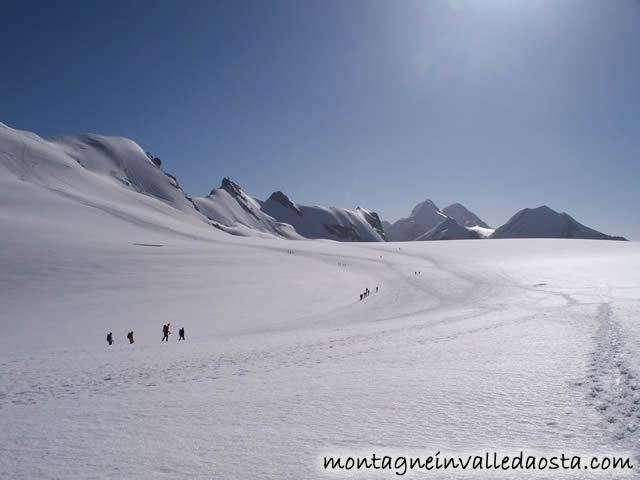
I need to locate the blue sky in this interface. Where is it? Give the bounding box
[2,0,639,238]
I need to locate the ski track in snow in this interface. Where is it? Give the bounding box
[586,303,640,450]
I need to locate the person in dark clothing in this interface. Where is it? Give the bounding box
[162,323,170,342]
[106,332,113,345]
[360,293,363,301]
[178,327,185,341]
[127,331,134,344]
[376,286,378,293]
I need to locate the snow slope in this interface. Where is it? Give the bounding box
[492,206,627,241]
[0,122,217,243]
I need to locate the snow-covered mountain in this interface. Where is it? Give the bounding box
[262,190,385,241]
[442,203,490,229]
[0,123,202,214]
[415,217,481,241]
[0,122,219,244]
[195,179,385,242]
[385,199,447,241]
[442,202,494,238]
[385,200,490,241]
[0,123,384,243]
[491,206,627,241]
[193,179,302,239]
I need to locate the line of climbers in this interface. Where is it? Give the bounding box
[359,286,379,301]
[106,324,186,345]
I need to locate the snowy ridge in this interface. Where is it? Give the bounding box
[194,179,302,239]
[261,192,385,242]
[195,183,385,242]
[0,123,385,243]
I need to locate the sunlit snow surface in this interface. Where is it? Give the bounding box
[1,231,639,479]
[1,123,640,478]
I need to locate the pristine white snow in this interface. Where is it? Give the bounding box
[1,123,640,478]
[2,220,640,478]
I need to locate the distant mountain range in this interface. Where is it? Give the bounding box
[0,122,628,242]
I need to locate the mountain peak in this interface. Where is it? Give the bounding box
[266,191,302,216]
[217,177,244,197]
[442,203,490,229]
[528,205,556,214]
[410,199,439,217]
[492,205,627,240]
[386,198,446,241]
[267,190,292,205]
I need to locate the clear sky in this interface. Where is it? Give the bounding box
[2,0,639,239]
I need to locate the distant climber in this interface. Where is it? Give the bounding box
[162,323,171,342]
[106,332,113,346]
[127,331,134,344]
[376,286,378,293]
[178,327,185,341]
[360,294,363,301]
